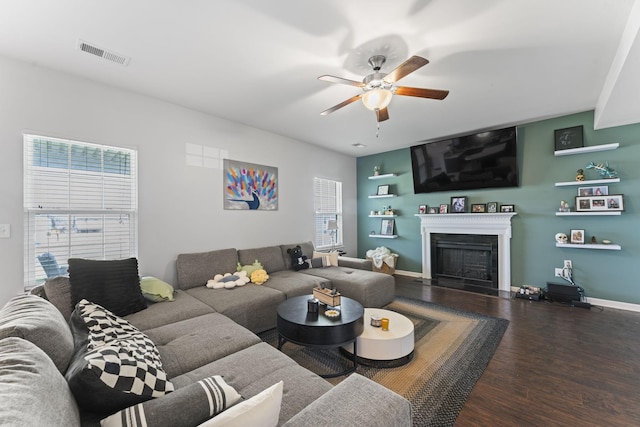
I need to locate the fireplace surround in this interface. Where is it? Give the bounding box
[415,213,517,293]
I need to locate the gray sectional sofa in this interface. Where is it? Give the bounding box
[0,242,409,426]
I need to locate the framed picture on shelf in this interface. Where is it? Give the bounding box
[439,204,449,214]
[472,203,486,213]
[377,185,389,196]
[575,194,624,212]
[578,186,608,196]
[570,229,585,244]
[428,207,438,214]
[554,125,583,151]
[487,202,498,213]
[418,205,427,214]
[450,196,468,213]
[380,219,395,235]
[500,204,515,212]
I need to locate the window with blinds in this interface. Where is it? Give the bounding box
[313,177,342,250]
[23,134,138,290]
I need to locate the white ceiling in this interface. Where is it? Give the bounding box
[1,0,639,156]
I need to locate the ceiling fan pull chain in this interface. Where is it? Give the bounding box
[376,121,380,138]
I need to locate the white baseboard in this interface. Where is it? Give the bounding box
[586,297,640,313]
[394,269,421,278]
[393,270,640,313]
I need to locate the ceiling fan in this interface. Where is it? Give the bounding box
[318,55,449,122]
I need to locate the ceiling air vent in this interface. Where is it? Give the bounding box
[78,39,130,66]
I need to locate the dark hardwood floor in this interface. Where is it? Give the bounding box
[394,275,640,427]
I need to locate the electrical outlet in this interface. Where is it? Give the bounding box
[555,268,563,277]
[564,260,572,269]
[0,224,9,239]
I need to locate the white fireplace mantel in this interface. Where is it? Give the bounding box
[415,213,517,292]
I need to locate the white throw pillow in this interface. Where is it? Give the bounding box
[198,381,283,427]
[313,251,339,267]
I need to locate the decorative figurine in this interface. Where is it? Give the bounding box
[555,233,568,244]
[575,169,585,181]
[591,236,597,244]
[586,161,617,179]
[373,165,380,176]
[559,200,570,212]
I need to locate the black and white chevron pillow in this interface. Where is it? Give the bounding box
[66,300,174,413]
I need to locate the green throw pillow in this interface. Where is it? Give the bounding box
[237,260,264,277]
[140,277,175,302]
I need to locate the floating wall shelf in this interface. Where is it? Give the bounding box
[555,178,620,187]
[368,194,397,199]
[368,173,398,180]
[556,211,622,216]
[368,214,398,218]
[369,234,398,239]
[556,243,621,250]
[554,143,619,157]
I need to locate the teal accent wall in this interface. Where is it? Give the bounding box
[357,111,640,304]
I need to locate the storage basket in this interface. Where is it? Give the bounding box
[367,254,398,275]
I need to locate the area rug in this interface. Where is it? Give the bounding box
[259,296,509,427]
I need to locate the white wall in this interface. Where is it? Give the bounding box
[0,55,357,306]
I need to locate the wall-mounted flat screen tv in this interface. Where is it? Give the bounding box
[410,126,519,193]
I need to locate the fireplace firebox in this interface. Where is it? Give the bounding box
[430,233,498,295]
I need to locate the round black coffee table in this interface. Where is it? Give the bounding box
[276,295,364,378]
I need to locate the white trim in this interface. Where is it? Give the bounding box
[415,213,517,293]
[394,269,421,278]
[587,297,640,313]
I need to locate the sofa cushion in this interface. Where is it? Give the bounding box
[143,313,262,378]
[66,300,174,414]
[68,257,147,317]
[200,381,283,427]
[140,276,175,302]
[238,246,286,273]
[0,294,74,374]
[0,337,81,427]
[280,242,315,270]
[170,342,332,425]
[263,270,331,299]
[186,285,285,333]
[124,290,216,332]
[101,375,241,427]
[44,275,74,321]
[177,248,239,290]
[302,267,395,308]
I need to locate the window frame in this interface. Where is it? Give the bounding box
[23,134,138,290]
[313,177,343,251]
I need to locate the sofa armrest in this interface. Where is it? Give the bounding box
[281,374,411,427]
[337,256,372,271]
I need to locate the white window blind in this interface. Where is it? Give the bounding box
[313,177,342,250]
[23,134,138,290]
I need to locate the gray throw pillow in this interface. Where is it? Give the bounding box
[100,375,241,427]
[0,337,81,426]
[0,294,74,373]
[44,276,74,321]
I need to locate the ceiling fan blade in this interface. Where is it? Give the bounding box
[318,75,365,87]
[320,94,362,116]
[384,55,429,83]
[375,107,389,122]
[395,86,449,100]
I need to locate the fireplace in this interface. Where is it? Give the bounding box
[431,233,499,295]
[416,213,517,293]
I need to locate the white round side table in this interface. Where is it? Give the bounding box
[342,308,414,366]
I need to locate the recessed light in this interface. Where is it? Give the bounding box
[352,143,367,148]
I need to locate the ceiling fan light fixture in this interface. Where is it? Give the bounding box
[361,88,393,111]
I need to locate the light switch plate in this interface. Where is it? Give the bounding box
[0,224,10,238]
